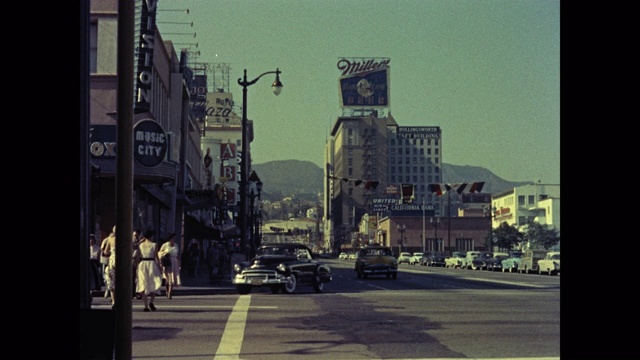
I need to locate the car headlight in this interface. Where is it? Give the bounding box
[277,263,287,272]
[233,263,243,273]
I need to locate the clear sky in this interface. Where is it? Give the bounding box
[157,0,560,184]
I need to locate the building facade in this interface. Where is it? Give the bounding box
[89,0,206,250]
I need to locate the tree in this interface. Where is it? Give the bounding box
[491,222,524,250]
[522,221,560,250]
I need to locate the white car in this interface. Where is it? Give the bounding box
[348,253,357,260]
[409,252,423,265]
[397,252,413,264]
[339,252,348,260]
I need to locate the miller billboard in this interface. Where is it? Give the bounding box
[337,58,390,109]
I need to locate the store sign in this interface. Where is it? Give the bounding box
[134,0,158,113]
[134,119,167,167]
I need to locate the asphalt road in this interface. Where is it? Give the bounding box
[90,259,560,359]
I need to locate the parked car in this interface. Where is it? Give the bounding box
[470,252,494,270]
[409,252,424,265]
[354,245,398,279]
[445,252,466,268]
[397,252,413,264]
[501,251,524,273]
[232,243,332,294]
[338,252,348,260]
[537,251,560,275]
[422,252,446,267]
[485,252,509,271]
[518,249,549,274]
[348,253,357,260]
[461,251,482,269]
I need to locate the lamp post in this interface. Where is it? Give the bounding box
[237,68,283,260]
[422,195,426,252]
[482,205,497,252]
[397,223,406,254]
[248,177,263,259]
[430,217,441,254]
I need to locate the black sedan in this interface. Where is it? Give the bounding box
[232,243,332,294]
[485,253,510,272]
[420,252,446,267]
[470,252,494,270]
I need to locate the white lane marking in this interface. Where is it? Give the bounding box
[214,294,251,359]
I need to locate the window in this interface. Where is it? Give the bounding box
[398,166,403,173]
[427,148,431,155]
[518,196,525,206]
[405,148,410,155]
[348,158,353,166]
[528,195,535,204]
[390,157,395,164]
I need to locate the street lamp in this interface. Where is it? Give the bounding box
[397,223,406,255]
[483,205,497,252]
[421,195,426,252]
[249,176,263,259]
[237,68,282,260]
[430,217,441,254]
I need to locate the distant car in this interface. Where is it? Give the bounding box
[409,252,424,265]
[397,252,413,264]
[462,251,482,269]
[485,252,509,271]
[445,252,466,268]
[339,252,348,260]
[422,252,446,267]
[348,253,357,260]
[470,252,494,270]
[518,249,548,274]
[232,243,332,294]
[537,251,560,275]
[501,251,524,273]
[354,245,398,279]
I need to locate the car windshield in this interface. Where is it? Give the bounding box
[257,246,299,256]
[361,248,392,256]
[551,254,560,260]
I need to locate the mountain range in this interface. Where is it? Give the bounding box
[252,160,532,201]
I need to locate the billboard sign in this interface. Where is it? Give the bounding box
[337,58,390,109]
[134,0,158,114]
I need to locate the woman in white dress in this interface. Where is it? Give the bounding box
[159,233,182,299]
[134,229,163,312]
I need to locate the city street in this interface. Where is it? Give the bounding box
[91,259,560,359]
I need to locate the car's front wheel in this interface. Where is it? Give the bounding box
[283,274,297,294]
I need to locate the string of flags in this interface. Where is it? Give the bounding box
[428,182,485,196]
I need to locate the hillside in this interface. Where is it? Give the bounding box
[252,160,531,200]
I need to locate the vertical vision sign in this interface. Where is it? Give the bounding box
[134,0,158,113]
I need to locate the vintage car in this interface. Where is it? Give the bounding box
[501,251,524,272]
[232,243,332,294]
[485,252,510,271]
[537,251,560,275]
[354,245,398,279]
[422,252,446,267]
[461,251,482,269]
[470,251,494,270]
[517,249,549,274]
[409,252,424,265]
[445,251,466,268]
[339,252,349,260]
[397,252,413,264]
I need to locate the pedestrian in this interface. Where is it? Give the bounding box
[132,230,141,299]
[101,225,117,305]
[188,238,201,276]
[134,229,163,311]
[88,234,102,291]
[99,228,114,297]
[159,232,181,299]
[206,241,219,283]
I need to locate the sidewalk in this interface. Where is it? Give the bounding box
[92,265,237,298]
